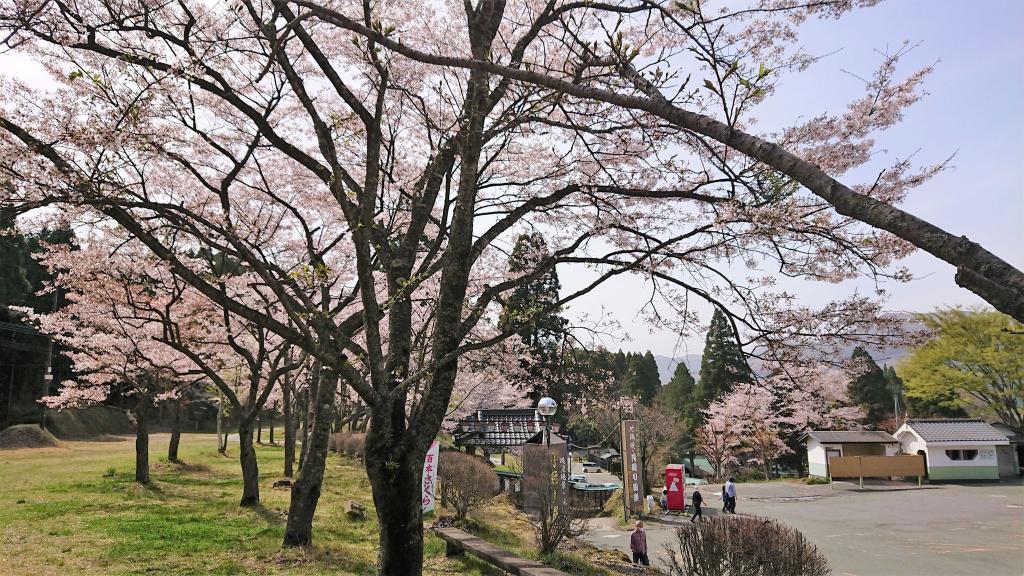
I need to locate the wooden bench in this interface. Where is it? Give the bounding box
[433,527,568,576]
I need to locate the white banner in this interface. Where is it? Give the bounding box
[422,439,440,513]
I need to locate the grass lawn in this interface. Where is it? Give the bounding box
[0,433,504,576]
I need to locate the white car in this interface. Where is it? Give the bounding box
[569,474,588,485]
[581,461,601,473]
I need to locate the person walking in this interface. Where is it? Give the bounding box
[660,489,668,512]
[724,477,737,513]
[690,488,704,522]
[630,520,649,566]
[721,483,729,512]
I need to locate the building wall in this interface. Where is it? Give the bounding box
[898,429,1001,480]
[807,440,828,477]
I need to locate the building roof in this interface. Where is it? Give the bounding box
[804,430,898,444]
[903,419,1009,443]
[452,408,543,447]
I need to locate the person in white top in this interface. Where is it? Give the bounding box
[724,477,737,513]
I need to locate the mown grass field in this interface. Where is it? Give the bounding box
[0,433,513,575]
[0,433,621,575]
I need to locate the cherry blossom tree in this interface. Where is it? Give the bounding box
[1,2,1020,573]
[705,365,863,479]
[30,242,198,484]
[694,410,743,483]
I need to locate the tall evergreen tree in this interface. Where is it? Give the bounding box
[847,347,892,424]
[696,309,752,413]
[498,233,568,403]
[660,363,696,417]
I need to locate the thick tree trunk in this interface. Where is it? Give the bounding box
[283,382,295,477]
[134,397,151,484]
[238,418,261,507]
[296,364,315,469]
[282,369,337,547]
[364,400,430,576]
[167,403,182,463]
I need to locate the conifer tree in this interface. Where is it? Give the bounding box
[847,347,892,424]
[697,309,752,413]
[498,233,568,402]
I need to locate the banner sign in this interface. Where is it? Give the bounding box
[422,439,440,513]
[620,420,643,516]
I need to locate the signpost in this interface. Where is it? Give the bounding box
[422,439,440,513]
[619,420,643,520]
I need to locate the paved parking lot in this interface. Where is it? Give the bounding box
[582,479,1024,576]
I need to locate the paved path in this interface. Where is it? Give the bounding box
[581,479,1024,576]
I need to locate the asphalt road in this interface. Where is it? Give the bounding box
[581,479,1024,576]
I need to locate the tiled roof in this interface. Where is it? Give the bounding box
[905,419,1009,443]
[805,431,897,444]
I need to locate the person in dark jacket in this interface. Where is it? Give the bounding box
[690,488,704,522]
[630,520,649,566]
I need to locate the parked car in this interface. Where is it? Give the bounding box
[581,461,601,473]
[569,474,588,485]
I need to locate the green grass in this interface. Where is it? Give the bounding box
[0,434,493,576]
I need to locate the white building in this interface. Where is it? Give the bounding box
[895,419,1010,481]
[804,431,899,478]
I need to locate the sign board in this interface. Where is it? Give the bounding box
[422,439,440,513]
[620,420,643,517]
[522,439,569,514]
[664,464,686,511]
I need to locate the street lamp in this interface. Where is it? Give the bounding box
[538,397,557,447]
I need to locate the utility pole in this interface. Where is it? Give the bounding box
[39,288,58,430]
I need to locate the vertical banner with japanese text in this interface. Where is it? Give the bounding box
[422,439,440,513]
[620,420,643,517]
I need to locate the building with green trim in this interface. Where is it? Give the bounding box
[896,419,1012,481]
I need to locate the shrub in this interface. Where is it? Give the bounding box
[667,516,830,576]
[437,450,498,521]
[803,476,830,485]
[331,432,366,461]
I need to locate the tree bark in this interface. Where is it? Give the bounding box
[283,381,295,477]
[257,412,263,444]
[168,402,182,463]
[216,400,227,455]
[269,410,275,445]
[134,396,151,484]
[364,399,429,576]
[282,368,337,547]
[298,372,315,469]
[238,417,261,506]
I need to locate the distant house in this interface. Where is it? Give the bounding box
[896,419,1011,480]
[803,431,899,478]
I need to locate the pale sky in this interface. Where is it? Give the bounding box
[562,0,1024,357]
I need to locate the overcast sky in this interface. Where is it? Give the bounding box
[562,0,1024,357]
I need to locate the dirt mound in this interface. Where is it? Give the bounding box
[47,405,134,439]
[0,424,60,449]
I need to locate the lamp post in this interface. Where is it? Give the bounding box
[537,396,557,447]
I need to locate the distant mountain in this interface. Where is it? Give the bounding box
[654,354,701,384]
[652,313,920,384]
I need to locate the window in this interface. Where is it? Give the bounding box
[945,449,979,461]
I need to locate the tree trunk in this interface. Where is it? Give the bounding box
[257,413,263,444]
[134,396,151,484]
[299,362,317,471]
[216,400,227,455]
[238,418,261,506]
[282,368,337,547]
[283,381,295,477]
[364,399,429,576]
[269,411,275,444]
[168,403,182,463]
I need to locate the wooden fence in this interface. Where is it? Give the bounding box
[828,454,925,487]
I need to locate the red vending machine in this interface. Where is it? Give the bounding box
[664,464,686,511]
